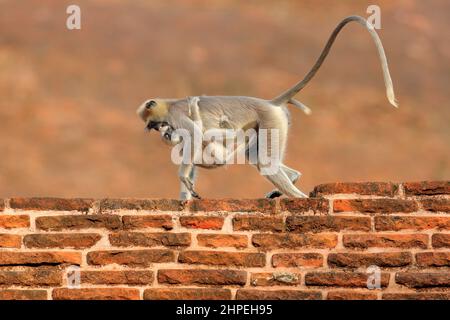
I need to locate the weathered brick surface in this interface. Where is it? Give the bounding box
[144,288,231,300]
[233,216,284,232]
[334,199,417,214]
[375,216,450,231]
[24,233,101,249]
[0,252,81,266]
[0,182,448,300]
[311,182,398,197]
[432,234,450,248]
[280,198,329,213]
[81,271,153,285]
[52,288,140,300]
[252,233,337,250]
[109,232,191,247]
[179,251,265,267]
[403,181,450,196]
[158,269,246,285]
[395,272,450,288]
[383,293,450,300]
[99,199,184,212]
[179,216,224,230]
[272,253,323,268]
[122,215,173,230]
[0,290,47,300]
[0,215,29,229]
[251,272,301,286]
[197,234,247,248]
[10,198,94,212]
[36,215,121,231]
[326,291,378,300]
[0,234,22,248]
[87,250,175,267]
[305,272,390,288]
[236,289,322,300]
[0,268,62,286]
[343,234,428,249]
[328,252,412,268]
[188,199,276,213]
[420,199,450,212]
[287,216,371,233]
[416,252,450,267]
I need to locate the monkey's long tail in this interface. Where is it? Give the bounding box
[271,15,398,108]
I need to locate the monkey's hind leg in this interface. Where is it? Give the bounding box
[179,164,200,200]
[266,164,302,199]
[257,165,307,198]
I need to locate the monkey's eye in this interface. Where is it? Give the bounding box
[145,100,156,109]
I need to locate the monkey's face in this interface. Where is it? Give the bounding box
[136,99,169,131]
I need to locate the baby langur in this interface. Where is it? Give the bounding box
[137,15,398,200]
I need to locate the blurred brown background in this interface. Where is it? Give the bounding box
[0,0,448,199]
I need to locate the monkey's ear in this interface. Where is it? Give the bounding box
[145,100,156,109]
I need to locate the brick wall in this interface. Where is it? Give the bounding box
[0,181,448,300]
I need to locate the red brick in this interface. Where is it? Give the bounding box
[280,198,329,213]
[420,199,450,212]
[0,252,81,266]
[144,288,231,300]
[188,199,276,213]
[179,216,224,230]
[87,249,174,267]
[122,215,173,230]
[328,252,412,268]
[375,216,450,231]
[158,269,246,285]
[333,199,417,214]
[233,216,284,232]
[432,234,450,248]
[81,271,153,285]
[36,215,121,231]
[416,252,450,267]
[99,198,184,211]
[0,268,62,286]
[0,215,29,229]
[24,233,101,249]
[383,293,450,300]
[305,272,389,288]
[236,289,322,300]
[403,181,450,196]
[178,251,265,267]
[311,182,398,197]
[0,290,47,300]
[327,291,378,300]
[343,234,428,249]
[109,232,190,247]
[197,234,247,249]
[252,233,337,250]
[10,198,93,212]
[286,216,371,233]
[0,234,21,248]
[272,253,323,268]
[52,288,139,300]
[251,272,301,286]
[395,272,450,288]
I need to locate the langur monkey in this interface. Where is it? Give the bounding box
[137,16,398,200]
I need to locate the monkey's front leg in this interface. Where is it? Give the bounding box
[179,163,201,200]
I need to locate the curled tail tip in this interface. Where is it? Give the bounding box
[387,88,399,108]
[304,107,312,115]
